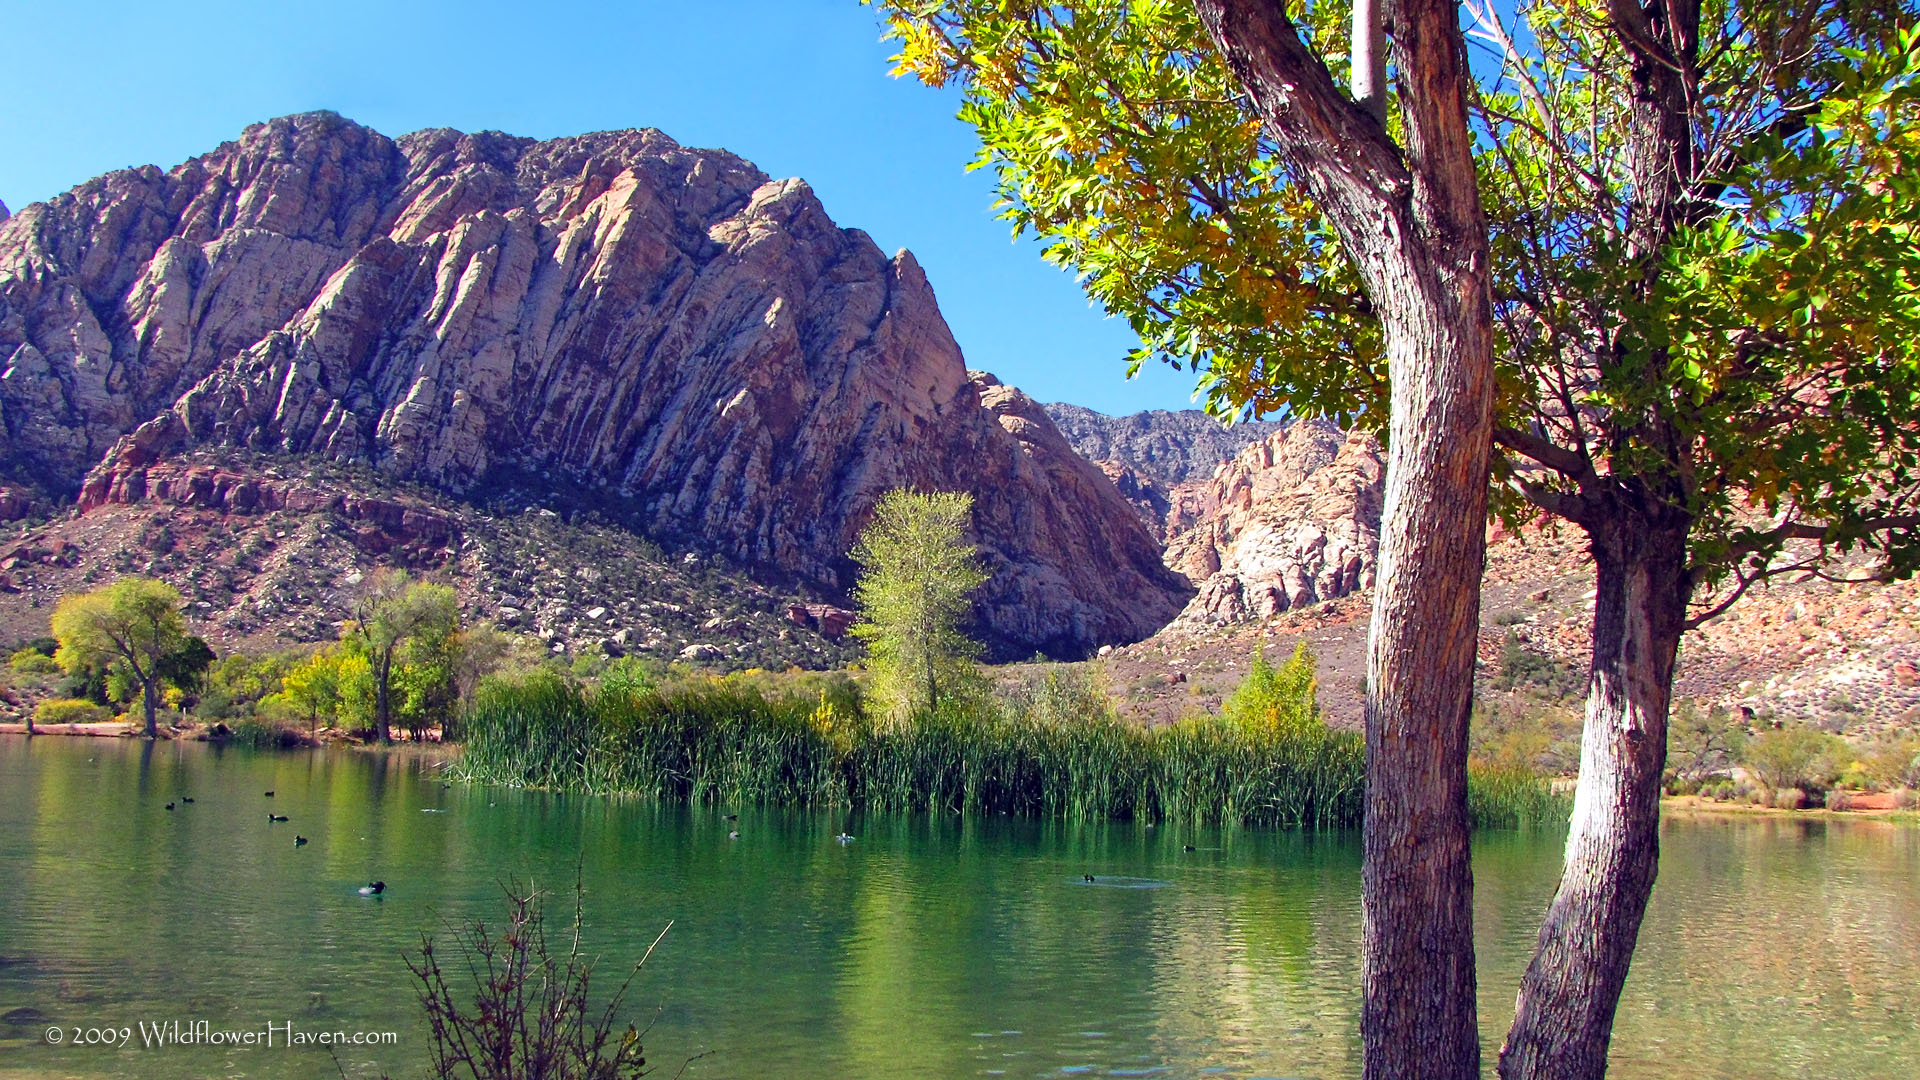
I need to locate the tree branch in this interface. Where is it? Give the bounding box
[1494,425,1596,482]
[1193,0,1412,269]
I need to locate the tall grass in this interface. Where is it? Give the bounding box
[455,664,1567,830]
[1466,764,1570,829]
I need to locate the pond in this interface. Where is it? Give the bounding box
[0,735,1914,1079]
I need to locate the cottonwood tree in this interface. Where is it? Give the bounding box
[1468,10,1917,1077]
[850,489,991,725]
[350,570,460,744]
[50,576,189,738]
[874,2,1920,1077]
[878,3,1497,1075]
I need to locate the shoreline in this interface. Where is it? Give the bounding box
[1,727,1902,823]
[0,724,461,763]
[1662,794,1916,824]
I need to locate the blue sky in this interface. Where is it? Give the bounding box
[0,0,1207,416]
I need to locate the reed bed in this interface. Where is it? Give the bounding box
[455,671,1567,830]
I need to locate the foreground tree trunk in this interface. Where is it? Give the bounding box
[1500,0,1706,1069]
[1500,494,1693,1079]
[1359,301,1493,1080]
[1197,3,1495,1077]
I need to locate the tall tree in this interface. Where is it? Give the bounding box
[1471,8,1920,1076]
[850,489,992,725]
[349,570,459,744]
[874,2,1920,1077]
[879,3,1497,1075]
[50,577,189,738]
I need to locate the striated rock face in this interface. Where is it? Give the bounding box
[1043,403,1285,484]
[1163,419,1384,626]
[0,111,1188,656]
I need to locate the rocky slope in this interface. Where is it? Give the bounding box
[1159,419,1384,627]
[0,448,863,673]
[0,112,1188,657]
[1043,403,1284,484]
[1097,525,1919,741]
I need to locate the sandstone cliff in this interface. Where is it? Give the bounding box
[0,112,1188,656]
[1161,419,1384,626]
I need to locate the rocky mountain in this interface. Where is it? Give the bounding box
[0,112,1189,657]
[1161,419,1384,627]
[1043,403,1285,484]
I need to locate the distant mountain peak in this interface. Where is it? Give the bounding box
[1041,402,1288,485]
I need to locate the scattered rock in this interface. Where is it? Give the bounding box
[785,603,856,640]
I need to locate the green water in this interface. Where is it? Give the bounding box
[0,737,1913,1080]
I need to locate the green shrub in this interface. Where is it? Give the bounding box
[1857,734,1920,791]
[34,698,112,725]
[226,718,306,749]
[1742,725,1849,795]
[9,648,60,676]
[1666,698,1746,786]
[1491,630,1584,699]
[196,652,300,720]
[1221,643,1319,737]
[1471,700,1581,776]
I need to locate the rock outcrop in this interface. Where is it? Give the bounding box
[1043,403,1285,484]
[0,112,1188,656]
[76,457,459,561]
[1162,420,1384,626]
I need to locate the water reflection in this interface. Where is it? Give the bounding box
[0,736,1913,1080]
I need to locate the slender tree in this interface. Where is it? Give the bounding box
[350,570,459,744]
[874,2,1920,1076]
[850,489,991,725]
[50,577,189,738]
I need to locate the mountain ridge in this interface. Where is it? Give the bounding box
[0,112,1189,657]
[1042,402,1286,485]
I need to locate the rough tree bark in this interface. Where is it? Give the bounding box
[1497,2,1709,1075]
[1194,3,1496,1078]
[1501,494,1692,1079]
